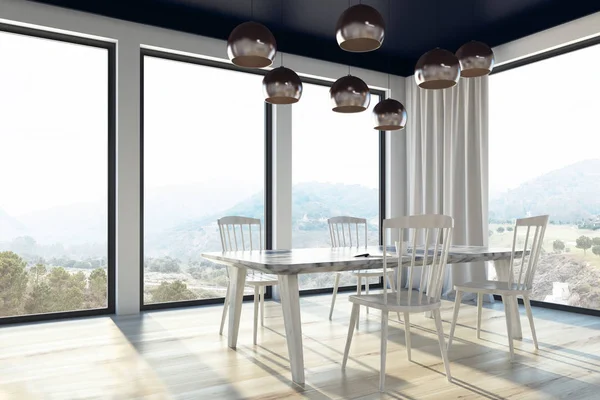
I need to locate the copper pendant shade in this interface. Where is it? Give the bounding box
[456,41,495,77]
[335,4,385,52]
[227,21,277,68]
[373,98,407,130]
[414,48,461,89]
[263,66,303,104]
[330,75,371,113]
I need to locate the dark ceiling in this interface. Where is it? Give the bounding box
[31,0,600,76]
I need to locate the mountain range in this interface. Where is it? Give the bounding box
[2,159,598,258]
[489,159,600,223]
[144,182,379,259]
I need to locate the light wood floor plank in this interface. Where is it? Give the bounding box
[1,293,600,399]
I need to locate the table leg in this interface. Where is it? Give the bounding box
[278,274,305,385]
[228,266,247,349]
[493,259,522,339]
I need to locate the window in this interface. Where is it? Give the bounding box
[0,27,114,321]
[489,42,600,310]
[142,53,266,306]
[292,82,383,290]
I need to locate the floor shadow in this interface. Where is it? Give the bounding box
[313,293,600,399]
[112,311,247,399]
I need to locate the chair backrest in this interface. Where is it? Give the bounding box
[327,216,368,248]
[382,214,454,305]
[217,216,262,251]
[508,215,549,290]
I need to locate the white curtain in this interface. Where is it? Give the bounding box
[404,75,489,300]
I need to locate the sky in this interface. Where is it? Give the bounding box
[144,57,380,194]
[489,43,600,195]
[0,32,107,216]
[143,57,264,191]
[292,83,379,189]
[2,28,599,216]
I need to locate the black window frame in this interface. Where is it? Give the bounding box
[0,23,116,325]
[140,49,274,311]
[490,35,600,318]
[291,79,387,296]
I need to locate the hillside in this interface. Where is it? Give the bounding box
[144,182,379,259]
[489,159,600,223]
[0,208,26,241]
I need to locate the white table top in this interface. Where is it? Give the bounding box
[202,245,518,275]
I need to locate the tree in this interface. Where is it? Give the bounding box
[31,263,47,285]
[0,251,29,317]
[506,226,514,232]
[497,227,505,233]
[593,237,600,246]
[73,260,93,269]
[576,236,593,255]
[150,280,195,303]
[47,267,86,312]
[593,245,600,257]
[88,268,107,307]
[488,230,494,237]
[25,281,52,315]
[145,256,181,273]
[553,239,565,253]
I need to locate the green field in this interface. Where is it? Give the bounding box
[489,223,600,268]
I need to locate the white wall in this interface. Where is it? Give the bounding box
[494,11,600,66]
[0,0,405,314]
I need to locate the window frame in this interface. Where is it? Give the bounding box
[139,48,274,311]
[290,79,387,296]
[0,23,116,325]
[490,35,600,317]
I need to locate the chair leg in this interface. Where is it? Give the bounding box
[253,286,259,345]
[448,290,462,350]
[523,295,538,350]
[329,273,341,320]
[477,292,483,339]
[404,312,411,361]
[502,295,515,361]
[219,282,230,335]
[388,274,401,322]
[433,309,452,382]
[379,311,389,392]
[365,278,370,315]
[260,285,265,327]
[342,303,360,369]
[356,277,362,331]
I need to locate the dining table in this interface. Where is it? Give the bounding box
[202,245,521,385]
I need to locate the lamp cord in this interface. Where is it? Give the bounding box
[280,0,284,66]
[387,0,391,96]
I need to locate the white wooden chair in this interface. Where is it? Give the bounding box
[328,216,397,324]
[342,214,454,392]
[217,216,278,345]
[448,215,548,360]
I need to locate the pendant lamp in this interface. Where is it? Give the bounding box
[261,0,302,104]
[414,48,461,89]
[456,41,495,77]
[330,75,370,113]
[336,4,385,52]
[227,21,277,68]
[372,1,407,131]
[263,65,303,104]
[373,98,407,130]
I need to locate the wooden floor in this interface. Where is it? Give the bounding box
[1,293,600,399]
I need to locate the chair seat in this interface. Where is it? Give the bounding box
[246,273,278,286]
[454,280,529,295]
[351,269,394,277]
[349,291,441,313]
